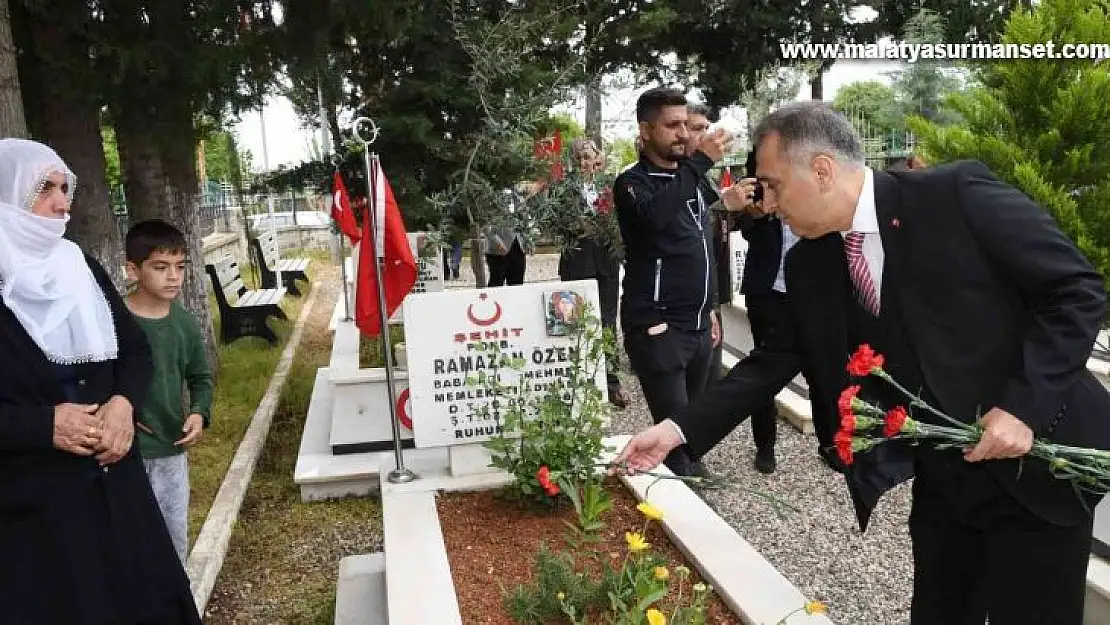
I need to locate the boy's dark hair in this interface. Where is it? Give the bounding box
[126,219,187,264]
[635,87,687,123]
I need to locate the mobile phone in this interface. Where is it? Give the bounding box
[745,149,764,204]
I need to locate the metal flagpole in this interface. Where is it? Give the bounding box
[319,73,352,321]
[353,116,416,484]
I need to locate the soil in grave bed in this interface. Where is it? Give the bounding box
[437,478,744,625]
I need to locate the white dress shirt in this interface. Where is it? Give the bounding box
[840,167,885,309]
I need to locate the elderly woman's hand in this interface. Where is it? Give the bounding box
[94,395,134,466]
[53,403,102,456]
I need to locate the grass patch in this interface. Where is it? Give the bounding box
[358,324,406,369]
[188,253,318,546]
[206,276,383,624]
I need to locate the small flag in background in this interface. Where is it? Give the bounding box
[719,167,733,188]
[331,171,361,245]
[354,157,417,337]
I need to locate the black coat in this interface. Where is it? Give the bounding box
[674,161,1110,529]
[0,255,201,625]
[737,214,784,296]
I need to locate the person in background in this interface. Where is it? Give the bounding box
[484,188,529,287]
[124,219,214,566]
[560,137,630,408]
[685,105,782,474]
[0,138,201,624]
[613,87,746,476]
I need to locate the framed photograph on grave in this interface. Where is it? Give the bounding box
[543,289,586,337]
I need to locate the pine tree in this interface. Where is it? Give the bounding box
[908,0,1110,285]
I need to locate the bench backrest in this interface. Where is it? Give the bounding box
[253,230,279,269]
[206,256,245,309]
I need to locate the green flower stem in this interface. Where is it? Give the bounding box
[603,463,800,518]
[873,369,977,431]
[773,606,805,625]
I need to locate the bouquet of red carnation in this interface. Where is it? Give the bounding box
[835,345,1110,498]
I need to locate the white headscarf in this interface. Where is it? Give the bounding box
[0,139,118,364]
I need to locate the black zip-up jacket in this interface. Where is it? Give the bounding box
[614,152,717,333]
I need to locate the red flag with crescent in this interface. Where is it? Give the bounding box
[354,158,418,337]
[331,171,361,245]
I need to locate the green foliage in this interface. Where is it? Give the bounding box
[529,167,624,261]
[607,138,638,171]
[885,9,967,125]
[833,81,903,138]
[202,130,252,187]
[558,476,612,550]
[480,301,612,510]
[101,125,121,192]
[504,506,713,625]
[908,0,1110,285]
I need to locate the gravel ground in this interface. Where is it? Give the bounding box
[486,252,917,624]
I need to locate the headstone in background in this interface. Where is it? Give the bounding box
[729,231,749,301]
[402,280,605,449]
[387,232,445,324]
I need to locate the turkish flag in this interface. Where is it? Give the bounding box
[355,157,417,337]
[719,167,733,188]
[331,171,361,245]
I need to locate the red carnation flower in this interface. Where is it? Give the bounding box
[840,412,857,435]
[834,430,855,466]
[884,406,909,438]
[847,344,886,377]
[838,385,861,420]
[536,466,560,496]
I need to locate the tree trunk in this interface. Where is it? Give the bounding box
[469,229,487,288]
[162,128,218,372]
[25,8,125,289]
[809,72,823,100]
[585,77,603,145]
[0,0,27,138]
[115,119,170,224]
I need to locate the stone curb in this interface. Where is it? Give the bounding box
[186,283,321,614]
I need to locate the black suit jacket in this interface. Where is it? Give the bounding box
[674,161,1110,529]
[738,214,784,295]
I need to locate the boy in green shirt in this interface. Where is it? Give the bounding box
[124,220,213,566]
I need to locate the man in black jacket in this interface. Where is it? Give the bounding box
[616,101,1110,624]
[613,87,736,476]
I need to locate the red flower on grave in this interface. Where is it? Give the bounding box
[838,385,861,420]
[834,430,855,466]
[884,406,909,438]
[847,344,886,377]
[536,466,560,496]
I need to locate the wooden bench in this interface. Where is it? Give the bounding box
[205,256,287,346]
[249,230,311,296]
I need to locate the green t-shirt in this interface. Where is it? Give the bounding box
[131,300,214,459]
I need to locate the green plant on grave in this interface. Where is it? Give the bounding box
[473,301,613,510]
[504,500,714,625]
[556,474,612,551]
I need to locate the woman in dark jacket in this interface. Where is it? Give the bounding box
[0,139,201,624]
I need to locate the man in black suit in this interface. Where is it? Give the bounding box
[616,101,1110,624]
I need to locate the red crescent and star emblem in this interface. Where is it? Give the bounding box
[396,387,412,431]
[466,292,502,327]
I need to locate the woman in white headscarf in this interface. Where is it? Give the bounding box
[0,139,202,624]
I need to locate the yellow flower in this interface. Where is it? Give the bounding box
[692,583,707,592]
[637,502,664,521]
[653,566,669,581]
[557,592,565,601]
[645,608,667,625]
[625,531,649,552]
[805,600,828,615]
